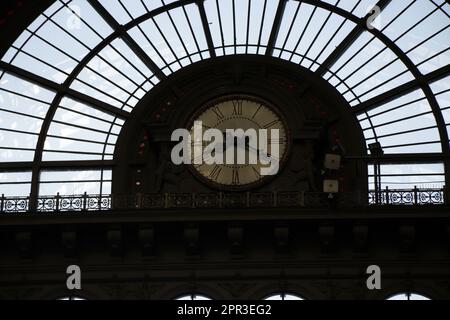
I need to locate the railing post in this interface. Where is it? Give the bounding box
[413,186,418,205]
[135,193,142,209]
[246,192,250,207]
[29,193,33,213]
[300,191,305,207]
[444,185,448,205]
[273,191,278,207]
[82,192,87,211]
[55,193,60,212]
[164,193,169,208]
[385,186,389,205]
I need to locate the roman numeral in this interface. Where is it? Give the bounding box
[232,169,240,185]
[209,166,222,181]
[232,100,243,116]
[263,120,279,129]
[212,107,224,120]
[252,167,261,179]
[252,105,262,119]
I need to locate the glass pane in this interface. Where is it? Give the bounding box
[39,169,112,196]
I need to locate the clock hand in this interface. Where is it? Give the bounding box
[219,132,280,162]
[244,144,279,162]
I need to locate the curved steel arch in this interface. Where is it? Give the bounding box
[87,0,450,160]
[0,0,448,203]
[298,0,449,190]
[28,0,197,208]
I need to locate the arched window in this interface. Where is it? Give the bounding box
[175,294,212,301]
[0,0,448,207]
[264,293,304,300]
[387,293,431,300]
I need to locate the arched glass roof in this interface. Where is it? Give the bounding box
[0,0,449,198]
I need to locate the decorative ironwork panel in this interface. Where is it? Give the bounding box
[167,194,193,208]
[37,197,57,212]
[59,196,84,212]
[2,197,29,213]
[304,193,330,207]
[140,194,165,209]
[222,193,247,208]
[277,192,303,207]
[195,193,220,208]
[249,193,274,207]
[418,190,444,205]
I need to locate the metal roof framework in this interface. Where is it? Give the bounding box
[0,0,448,208]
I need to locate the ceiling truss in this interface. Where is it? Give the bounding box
[0,0,448,202]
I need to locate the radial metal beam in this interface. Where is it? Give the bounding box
[0,61,59,90]
[352,64,450,115]
[196,0,216,58]
[87,0,167,81]
[2,0,449,203]
[296,0,450,189]
[266,0,288,56]
[0,61,130,119]
[314,0,392,76]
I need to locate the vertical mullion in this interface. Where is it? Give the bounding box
[299,0,339,66]
[196,0,216,58]
[289,6,318,61]
[181,5,203,59]
[232,0,237,54]
[265,0,288,56]
[257,0,268,53]
[215,0,226,55]
[278,1,302,58]
[245,0,251,54]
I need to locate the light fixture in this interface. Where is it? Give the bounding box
[324,153,341,170]
[323,180,339,193]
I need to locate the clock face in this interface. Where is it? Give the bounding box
[187,95,290,190]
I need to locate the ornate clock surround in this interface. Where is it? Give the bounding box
[113,55,368,195]
[185,93,292,191]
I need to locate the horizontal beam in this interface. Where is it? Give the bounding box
[0,61,130,119]
[344,153,446,164]
[0,205,449,226]
[0,160,115,172]
[352,64,450,115]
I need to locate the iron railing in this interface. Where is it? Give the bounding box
[368,187,445,206]
[0,188,446,214]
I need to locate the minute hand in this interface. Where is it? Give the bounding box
[244,144,279,162]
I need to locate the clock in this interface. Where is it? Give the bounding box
[187,94,290,190]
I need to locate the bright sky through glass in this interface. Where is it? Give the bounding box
[0,0,449,196]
